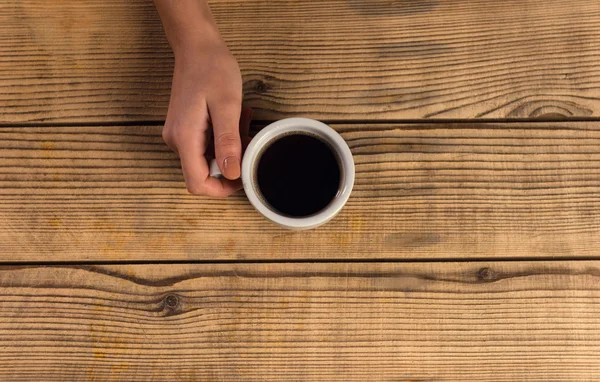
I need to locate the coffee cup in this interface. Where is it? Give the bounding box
[210,118,354,230]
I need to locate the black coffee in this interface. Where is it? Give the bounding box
[256,133,341,217]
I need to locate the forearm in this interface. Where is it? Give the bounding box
[153,0,222,57]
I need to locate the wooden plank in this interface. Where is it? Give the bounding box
[1,0,600,123]
[0,261,599,380]
[0,122,598,261]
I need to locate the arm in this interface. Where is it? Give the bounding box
[154,0,252,197]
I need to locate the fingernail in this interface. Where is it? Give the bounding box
[223,156,241,179]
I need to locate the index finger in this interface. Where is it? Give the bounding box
[177,131,242,198]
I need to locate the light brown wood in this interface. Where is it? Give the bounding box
[0,122,598,262]
[0,261,598,380]
[4,1,599,379]
[2,0,600,123]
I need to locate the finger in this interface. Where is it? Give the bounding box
[209,99,242,180]
[203,176,243,198]
[177,131,241,198]
[207,108,249,158]
[162,127,179,156]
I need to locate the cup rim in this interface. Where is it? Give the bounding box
[241,118,354,230]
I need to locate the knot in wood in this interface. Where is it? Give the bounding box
[255,80,268,93]
[165,294,179,309]
[477,267,496,281]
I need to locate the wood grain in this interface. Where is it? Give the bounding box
[0,261,599,380]
[0,122,599,261]
[1,0,600,123]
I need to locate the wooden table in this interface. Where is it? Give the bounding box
[1,0,599,380]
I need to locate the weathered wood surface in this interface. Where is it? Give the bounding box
[0,261,599,381]
[3,1,599,380]
[2,0,599,123]
[0,122,598,261]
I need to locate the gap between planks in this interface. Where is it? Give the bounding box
[3,256,600,267]
[2,117,600,129]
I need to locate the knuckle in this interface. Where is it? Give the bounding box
[161,127,174,144]
[170,128,189,146]
[215,132,240,149]
[162,124,189,147]
[186,182,205,196]
[216,92,242,108]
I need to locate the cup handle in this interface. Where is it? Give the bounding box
[209,159,223,179]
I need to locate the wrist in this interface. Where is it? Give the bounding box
[171,24,223,60]
[155,0,224,58]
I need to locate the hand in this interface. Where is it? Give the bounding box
[154,0,251,197]
[162,41,252,197]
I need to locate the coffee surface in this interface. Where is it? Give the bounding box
[256,134,341,217]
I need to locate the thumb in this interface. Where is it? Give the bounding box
[209,100,242,180]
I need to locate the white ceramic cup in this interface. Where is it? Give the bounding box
[210,117,354,230]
